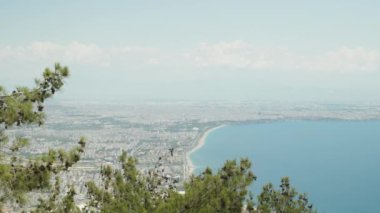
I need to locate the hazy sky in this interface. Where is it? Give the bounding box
[1,0,380,103]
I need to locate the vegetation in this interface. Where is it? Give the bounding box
[83,153,315,213]
[0,64,316,212]
[0,64,85,212]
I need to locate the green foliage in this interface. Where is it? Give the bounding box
[0,64,85,212]
[256,177,316,213]
[87,153,316,213]
[155,158,255,213]
[0,63,68,128]
[85,151,155,213]
[31,177,81,213]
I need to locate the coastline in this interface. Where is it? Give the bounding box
[185,125,226,177]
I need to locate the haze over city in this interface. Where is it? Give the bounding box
[2,0,380,103]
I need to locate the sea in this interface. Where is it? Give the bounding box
[190,120,380,213]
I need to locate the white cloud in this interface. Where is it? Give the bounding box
[2,41,380,73]
[185,41,276,69]
[317,47,380,72]
[185,40,380,72]
[0,42,160,67]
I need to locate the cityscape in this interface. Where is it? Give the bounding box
[7,100,380,205]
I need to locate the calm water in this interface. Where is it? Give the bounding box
[190,120,380,213]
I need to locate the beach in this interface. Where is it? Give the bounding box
[185,125,226,177]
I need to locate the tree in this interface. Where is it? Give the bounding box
[85,151,156,213]
[155,158,255,213]
[86,151,316,213]
[0,64,85,212]
[255,177,315,213]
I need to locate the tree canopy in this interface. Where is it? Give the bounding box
[0,64,85,212]
[84,152,315,213]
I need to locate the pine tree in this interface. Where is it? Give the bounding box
[0,64,85,212]
[87,151,316,213]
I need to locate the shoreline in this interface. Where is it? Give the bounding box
[185,125,226,177]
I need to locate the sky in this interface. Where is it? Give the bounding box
[1,0,380,103]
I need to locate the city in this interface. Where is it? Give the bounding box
[7,100,380,205]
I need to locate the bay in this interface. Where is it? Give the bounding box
[190,120,380,213]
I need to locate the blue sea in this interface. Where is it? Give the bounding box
[190,120,380,213]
